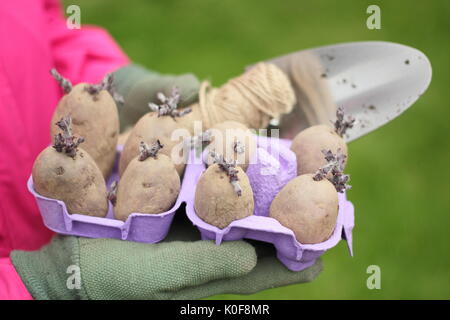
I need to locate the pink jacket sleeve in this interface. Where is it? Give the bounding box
[45,0,129,84]
[0,0,129,299]
[0,258,33,300]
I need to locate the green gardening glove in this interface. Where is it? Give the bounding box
[113,64,201,132]
[10,211,322,300]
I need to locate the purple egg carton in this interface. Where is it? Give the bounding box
[27,146,184,243]
[187,136,354,271]
[29,137,354,271]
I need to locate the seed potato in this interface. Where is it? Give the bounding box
[32,146,108,217]
[194,163,254,229]
[205,121,257,171]
[290,125,347,176]
[119,112,190,177]
[114,151,180,222]
[269,174,339,244]
[51,83,119,179]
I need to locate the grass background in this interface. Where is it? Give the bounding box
[64,0,450,299]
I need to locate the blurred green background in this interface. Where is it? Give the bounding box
[64,0,450,299]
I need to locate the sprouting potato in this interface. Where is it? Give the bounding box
[269,149,350,244]
[119,113,189,177]
[33,116,108,217]
[290,107,354,176]
[205,121,256,171]
[270,174,338,244]
[50,69,120,179]
[194,152,254,229]
[290,124,347,175]
[114,141,180,222]
[119,87,191,177]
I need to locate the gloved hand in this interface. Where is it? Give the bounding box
[10,211,322,300]
[112,64,201,132]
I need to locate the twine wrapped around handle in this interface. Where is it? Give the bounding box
[179,63,296,131]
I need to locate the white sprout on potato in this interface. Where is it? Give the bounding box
[148,87,192,118]
[50,68,72,94]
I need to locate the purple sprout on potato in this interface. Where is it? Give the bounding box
[270,147,351,244]
[194,151,254,229]
[114,141,181,221]
[52,116,85,158]
[333,107,355,137]
[313,149,351,193]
